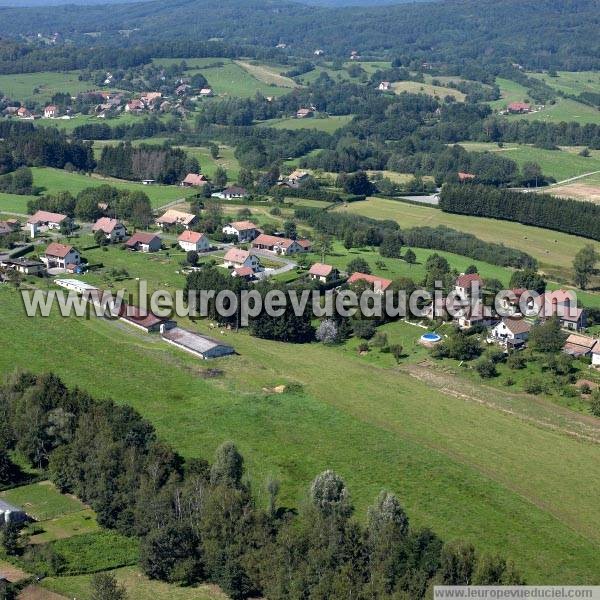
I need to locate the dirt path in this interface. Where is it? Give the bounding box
[405,362,600,443]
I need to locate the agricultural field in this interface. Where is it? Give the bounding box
[506,98,600,125]
[36,112,150,134]
[0,70,106,103]
[234,60,297,88]
[392,81,466,101]
[336,197,600,280]
[257,114,353,132]
[454,142,600,183]
[2,284,600,583]
[549,171,600,203]
[488,77,532,110]
[0,192,36,214]
[529,70,600,97]
[28,167,195,209]
[153,58,291,98]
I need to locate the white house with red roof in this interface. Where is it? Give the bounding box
[178,230,210,252]
[92,217,127,242]
[252,234,310,255]
[347,272,393,294]
[308,262,338,283]
[223,248,261,271]
[222,221,260,243]
[507,102,532,114]
[44,105,59,118]
[125,232,162,253]
[454,273,483,299]
[42,243,81,270]
[27,210,71,237]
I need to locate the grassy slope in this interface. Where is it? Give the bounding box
[454,143,600,182]
[153,58,290,98]
[337,198,600,276]
[44,566,227,600]
[0,70,109,103]
[1,285,600,583]
[257,115,353,132]
[392,81,466,101]
[529,71,600,96]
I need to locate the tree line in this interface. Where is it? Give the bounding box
[0,371,524,599]
[439,184,600,242]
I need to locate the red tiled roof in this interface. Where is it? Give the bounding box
[309,263,333,277]
[182,173,208,186]
[233,266,254,277]
[228,221,258,231]
[456,273,482,288]
[45,242,74,259]
[27,210,68,225]
[508,102,531,111]
[347,272,393,291]
[224,248,251,264]
[458,171,475,181]
[178,230,205,244]
[297,239,311,249]
[92,217,122,234]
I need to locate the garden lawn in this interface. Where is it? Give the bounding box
[1,285,600,583]
[0,192,35,214]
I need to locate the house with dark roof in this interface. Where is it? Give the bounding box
[125,232,161,253]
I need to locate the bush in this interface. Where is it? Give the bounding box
[370,331,388,348]
[357,342,369,353]
[524,378,545,395]
[475,358,498,378]
[389,344,404,362]
[506,352,526,370]
[352,319,377,340]
[590,390,600,417]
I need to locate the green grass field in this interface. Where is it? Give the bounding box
[392,81,466,101]
[43,566,227,600]
[257,114,353,132]
[489,78,532,110]
[30,167,195,209]
[0,70,110,103]
[0,192,36,214]
[529,71,600,97]
[36,112,148,134]
[0,481,87,521]
[337,198,600,278]
[153,58,290,98]
[454,142,600,182]
[2,283,600,583]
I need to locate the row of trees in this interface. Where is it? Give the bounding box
[440,184,600,242]
[0,372,523,599]
[295,207,536,270]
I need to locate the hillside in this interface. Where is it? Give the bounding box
[0,0,598,70]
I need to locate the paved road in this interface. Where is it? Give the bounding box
[248,248,298,279]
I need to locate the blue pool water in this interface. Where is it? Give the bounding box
[421,332,442,343]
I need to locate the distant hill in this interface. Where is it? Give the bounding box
[0,0,598,71]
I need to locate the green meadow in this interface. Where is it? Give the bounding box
[392,81,466,101]
[1,285,600,583]
[529,71,600,96]
[0,70,107,103]
[454,142,600,182]
[257,114,353,132]
[153,57,290,98]
[337,197,600,279]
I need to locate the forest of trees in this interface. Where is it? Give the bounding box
[0,372,524,599]
[95,142,198,184]
[439,184,600,242]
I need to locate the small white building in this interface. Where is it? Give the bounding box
[454,273,483,300]
[308,263,338,283]
[489,318,531,348]
[27,210,70,237]
[222,221,260,243]
[252,234,310,255]
[178,230,210,252]
[125,232,162,253]
[223,248,261,271]
[378,81,391,91]
[92,217,127,242]
[44,104,59,118]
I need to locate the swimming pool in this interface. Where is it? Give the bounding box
[420,332,442,343]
